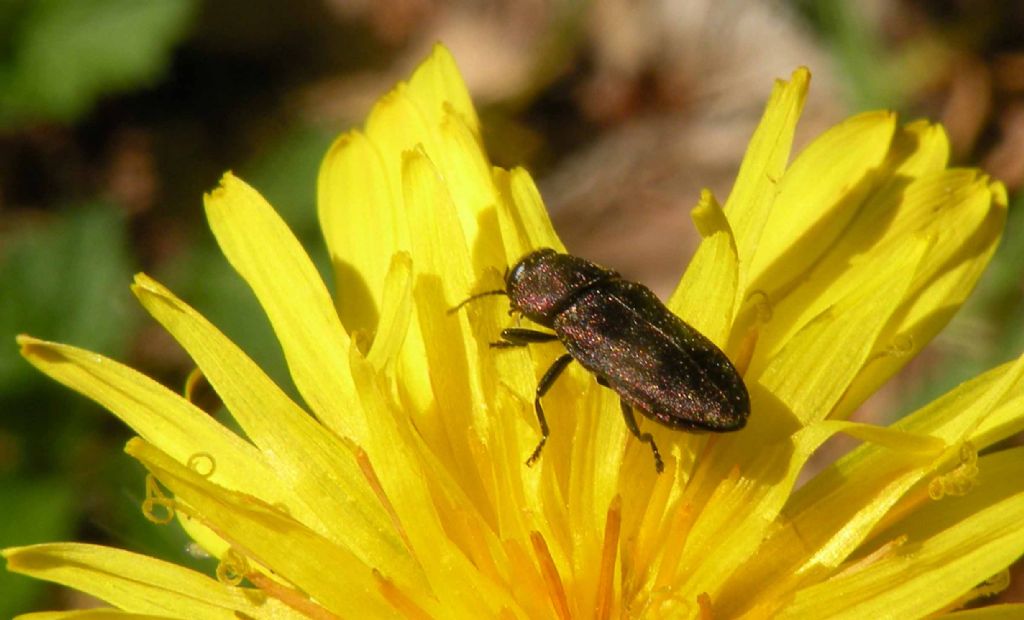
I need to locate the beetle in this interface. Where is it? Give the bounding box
[449,248,750,472]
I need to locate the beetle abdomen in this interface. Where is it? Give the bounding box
[554,280,749,431]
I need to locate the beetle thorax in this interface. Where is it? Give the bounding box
[505,249,616,326]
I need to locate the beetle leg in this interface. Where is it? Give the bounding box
[619,401,665,474]
[491,328,559,349]
[526,353,573,467]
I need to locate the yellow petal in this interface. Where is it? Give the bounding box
[18,611,175,620]
[724,68,808,277]
[872,447,1024,549]
[363,46,480,214]
[972,389,1024,449]
[834,176,1007,418]
[3,543,297,619]
[669,189,739,348]
[720,354,1024,616]
[710,420,941,617]
[204,173,365,442]
[130,274,419,585]
[801,354,1024,557]
[324,49,517,294]
[944,605,1024,619]
[348,350,509,617]
[903,352,1024,444]
[317,130,401,335]
[777,449,1024,618]
[753,237,927,424]
[366,251,414,371]
[126,438,402,617]
[406,44,481,140]
[671,413,937,610]
[401,147,490,474]
[882,119,951,178]
[755,168,993,355]
[361,88,505,423]
[433,109,508,271]
[365,86,434,189]
[16,336,287,502]
[494,167,565,256]
[746,111,897,297]
[760,167,1005,419]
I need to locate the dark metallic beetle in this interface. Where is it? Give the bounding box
[450,248,750,472]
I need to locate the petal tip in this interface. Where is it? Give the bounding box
[428,41,456,63]
[775,66,811,98]
[989,178,1009,208]
[789,66,812,84]
[691,189,729,238]
[124,436,146,457]
[130,273,170,300]
[16,334,44,356]
[324,129,361,157]
[205,171,246,204]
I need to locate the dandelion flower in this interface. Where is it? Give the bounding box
[6,45,1024,619]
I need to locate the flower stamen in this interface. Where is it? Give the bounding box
[652,503,696,592]
[354,444,413,550]
[928,441,979,500]
[628,458,677,593]
[864,333,916,366]
[182,367,223,414]
[832,535,908,580]
[187,451,216,478]
[747,289,774,323]
[215,547,249,585]
[697,591,715,620]
[595,495,622,620]
[372,568,433,620]
[732,292,771,375]
[656,464,741,594]
[141,474,176,524]
[250,570,339,620]
[450,507,504,586]
[530,530,571,620]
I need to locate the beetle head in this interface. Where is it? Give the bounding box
[505,249,615,327]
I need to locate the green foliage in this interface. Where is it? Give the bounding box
[0,0,198,126]
[242,124,336,238]
[0,204,138,393]
[0,203,139,614]
[0,479,76,618]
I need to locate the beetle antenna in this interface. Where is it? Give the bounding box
[447,289,507,314]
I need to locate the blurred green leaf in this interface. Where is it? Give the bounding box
[0,0,199,126]
[242,124,336,236]
[0,203,138,395]
[0,478,76,617]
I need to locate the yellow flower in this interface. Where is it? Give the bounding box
[6,44,1024,618]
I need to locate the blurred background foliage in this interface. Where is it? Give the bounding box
[1,0,1022,613]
